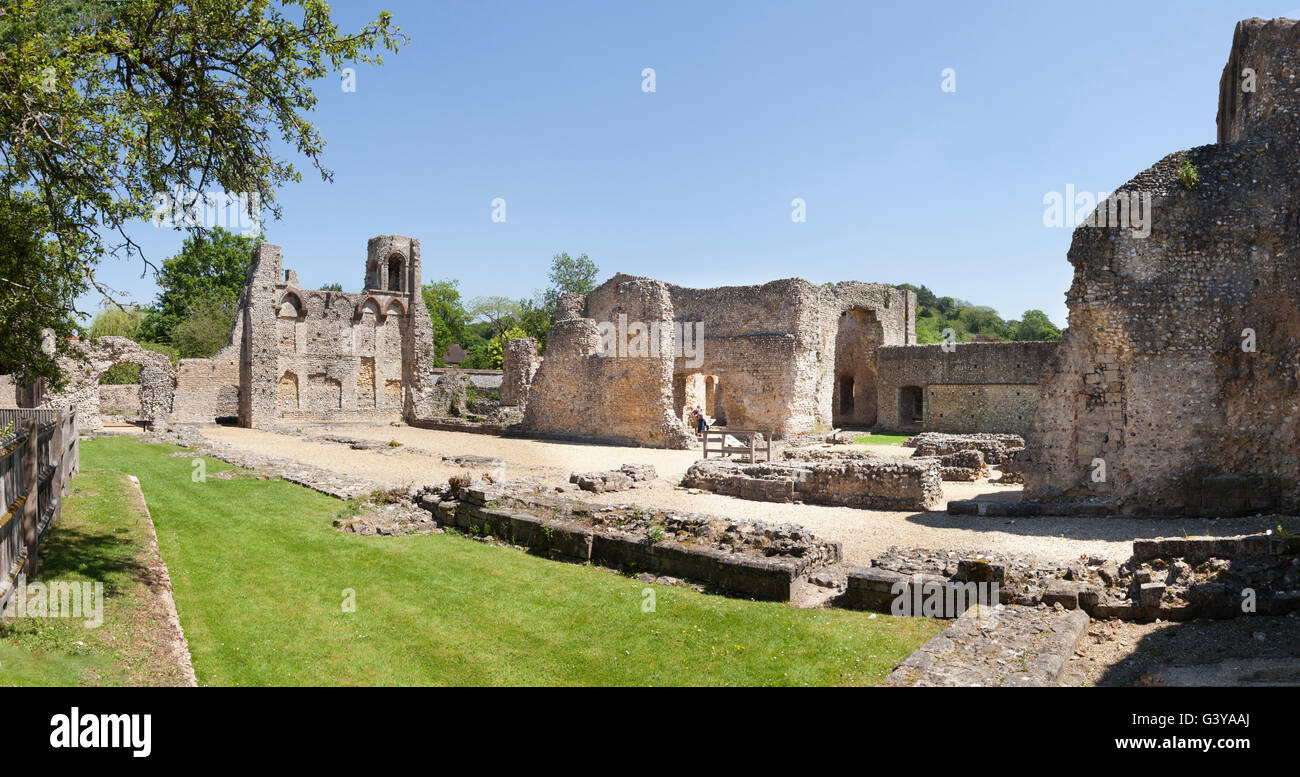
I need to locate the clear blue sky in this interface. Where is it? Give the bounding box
[86,0,1295,328]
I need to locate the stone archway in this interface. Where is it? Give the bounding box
[43,336,177,431]
[832,307,882,427]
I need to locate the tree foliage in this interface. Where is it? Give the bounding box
[543,252,598,310]
[421,278,467,366]
[896,283,1062,343]
[139,227,258,344]
[0,0,406,384]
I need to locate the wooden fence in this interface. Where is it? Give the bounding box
[0,408,79,611]
[701,427,773,463]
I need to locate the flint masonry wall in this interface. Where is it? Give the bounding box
[522,277,696,448]
[876,342,1056,434]
[665,280,915,434]
[1023,18,1300,516]
[98,384,142,418]
[172,354,240,424]
[168,235,441,429]
[500,338,539,406]
[519,276,919,445]
[34,336,176,431]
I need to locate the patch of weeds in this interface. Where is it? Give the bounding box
[1277,524,1300,553]
[388,439,402,448]
[646,522,666,544]
[368,488,404,505]
[1177,159,1200,190]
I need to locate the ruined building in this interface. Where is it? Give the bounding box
[13,235,444,431]
[186,234,441,428]
[1023,18,1300,516]
[517,274,1056,447]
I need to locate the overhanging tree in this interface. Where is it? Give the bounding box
[0,0,406,387]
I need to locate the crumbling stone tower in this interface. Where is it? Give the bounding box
[1023,18,1300,515]
[235,234,440,428]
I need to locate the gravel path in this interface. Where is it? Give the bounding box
[200,425,1286,566]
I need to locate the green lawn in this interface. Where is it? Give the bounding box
[0,464,191,686]
[6,437,940,686]
[854,431,913,446]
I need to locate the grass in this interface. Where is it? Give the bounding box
[7,437,941,686]
[853,430,913,446]
[0,465,190,686]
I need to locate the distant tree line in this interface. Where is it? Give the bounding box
[895,283,1063,343]
[89,239,600,382]
[425,252,599,369]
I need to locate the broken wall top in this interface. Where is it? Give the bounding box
[1217,18,1299,143]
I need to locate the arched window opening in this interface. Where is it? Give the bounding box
[387,255,404,292]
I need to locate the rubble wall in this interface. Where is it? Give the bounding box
[877,342,1056,434]
[1023,18,1300,515]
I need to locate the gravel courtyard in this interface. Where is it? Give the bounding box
[200,424,1285,567]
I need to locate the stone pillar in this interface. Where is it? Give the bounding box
[239,242,283,428]
[500,338,540,406]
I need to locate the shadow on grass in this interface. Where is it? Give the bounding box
[30,518,148,598]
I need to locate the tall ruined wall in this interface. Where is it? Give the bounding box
[1024,18,1300,515]
[522,274,915,444]
[172,353,240,424]
[823,283,916,428]
[665,277,816,436]
[522,277,695,448]
[227,235,431,429]
[386,236,443,423]
[661,278,913,436]
[238,243,283,428]
[876,342,1056,434]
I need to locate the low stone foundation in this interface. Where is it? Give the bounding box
[842,534,1300,623]
[905,432,1023,465]
[569,464,657,493]
[683,457,943,511]
[883,606,1090,687]
[415,481,842,601]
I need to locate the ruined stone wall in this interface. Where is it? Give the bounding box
[522,277,696,448]
[35,336,176,431]
[98,384,142,418]
[876,342,1056,434]
[499,338,539,406]
[521,274,915,445]
[228,235,434,428]
[0,375,18,408]
[172,353,240,424]
[683,456,943,511]
[824,283,916,428]
[662,278,913,436]
[432,369,502,391]
[1023,18,1300,515]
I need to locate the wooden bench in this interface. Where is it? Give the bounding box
[701,428,772,463]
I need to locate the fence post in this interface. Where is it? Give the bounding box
[51,412,64,526]
[20,418,39,577]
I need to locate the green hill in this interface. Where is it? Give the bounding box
[894,284,1063,344]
